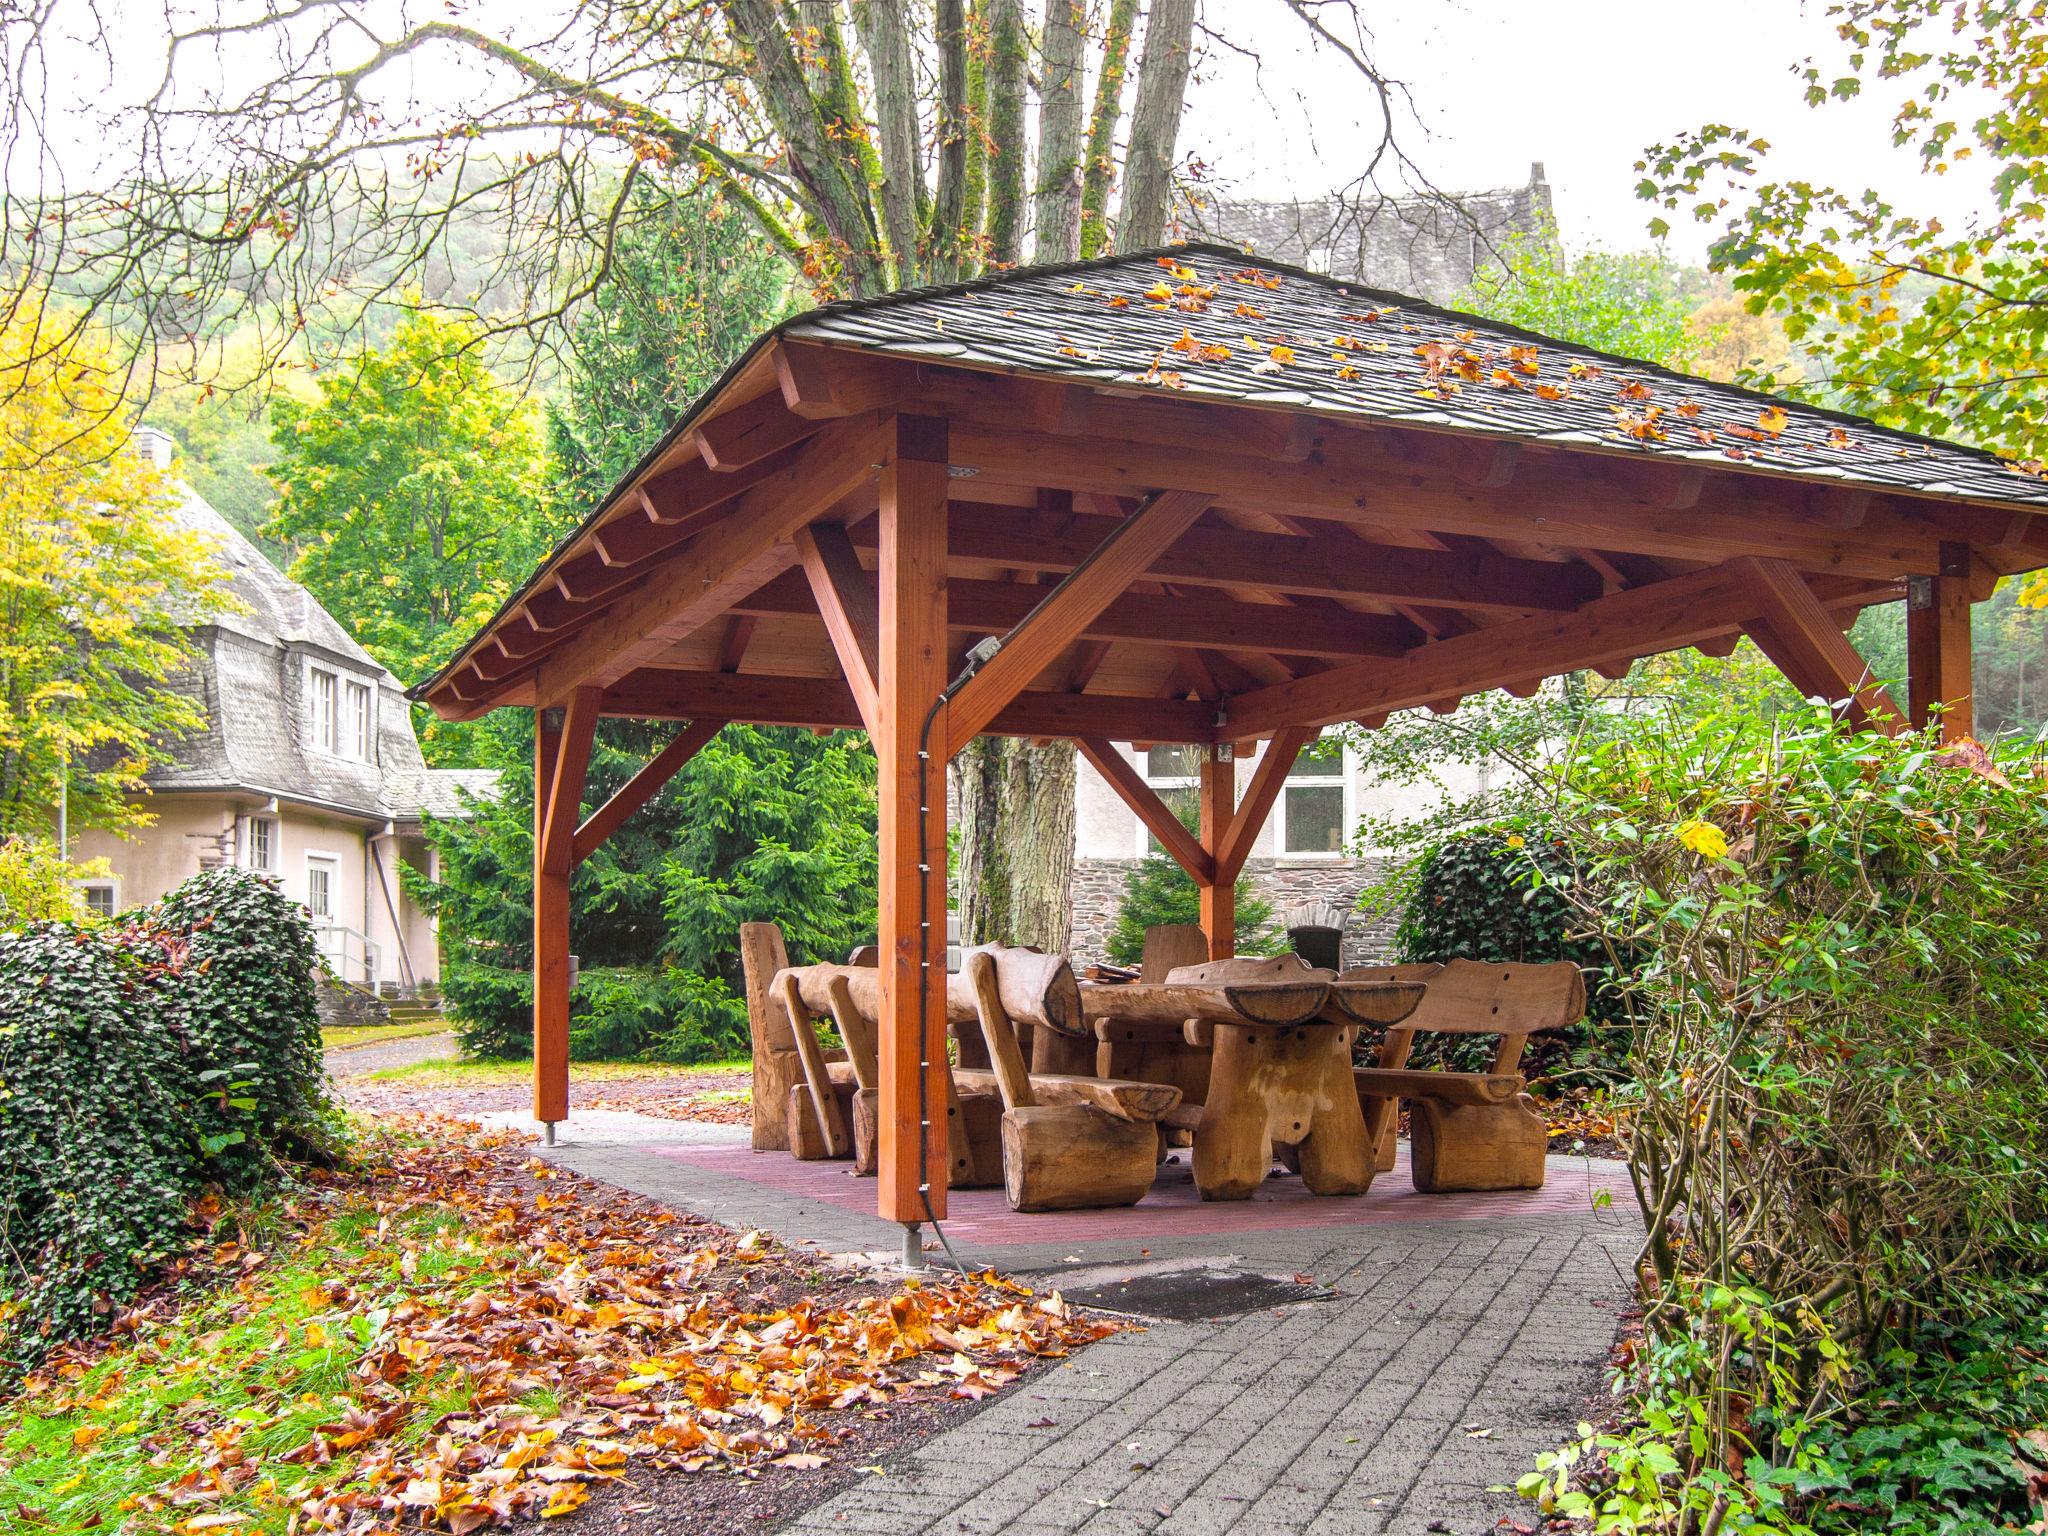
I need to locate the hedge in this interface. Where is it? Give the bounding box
[0,868,330,1365]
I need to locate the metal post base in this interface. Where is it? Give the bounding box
[899,1222,924,1270]
[544,1121,557,1146]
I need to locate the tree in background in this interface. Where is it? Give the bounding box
[1456,226,1705,370]
[1637,1,2045,470]
[413,715,876,1062]
[0,300,228,837]
[2,0,1443,959]
[264,312,556,760]
[1104,854,1272,968]
[549,189,792,509]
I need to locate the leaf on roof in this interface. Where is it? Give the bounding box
[1617,381,1654,402]
[1535,383,1571,401]
[1757,406,1790,436]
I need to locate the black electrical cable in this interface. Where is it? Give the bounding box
[903,495,1177,1276]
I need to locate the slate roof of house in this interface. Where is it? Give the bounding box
[152,487,496,821]
[785,242,2048,508]
[1186,165,1554,301]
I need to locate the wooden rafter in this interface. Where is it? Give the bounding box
[943,489,1214,752]
[794,521,883,732]
[571,716,725,864]
[1223,559,1769,736]
[1215,727,1315,881]
[1077,737,1214,882]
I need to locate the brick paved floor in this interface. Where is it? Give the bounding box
[533,1118,1638,1536]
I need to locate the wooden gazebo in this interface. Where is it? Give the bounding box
[417,243,2048,1232]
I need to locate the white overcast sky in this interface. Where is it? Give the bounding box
[1190,0,1986,262]
[21,0,1987,268]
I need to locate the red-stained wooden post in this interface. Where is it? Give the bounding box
[875,414,954,1237]
[1198,747,1236,960]
[1908,541,1974,742]
[532,687,598,1140]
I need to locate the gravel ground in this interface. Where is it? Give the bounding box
[335,1055,754,1127]
[324,1029,461,1077]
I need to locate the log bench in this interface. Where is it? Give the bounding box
[960,948,1182,1212]
[1344,958,1586,1192]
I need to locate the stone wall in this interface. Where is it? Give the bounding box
[1069,855,1402,972]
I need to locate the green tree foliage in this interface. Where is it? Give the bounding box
[1102,855,1273,967]
[1458,226,1704,369]
[0,840,108,929]
[548,189,791,509]
[0,299,230,837]
[1637,1,2047,466]
[414,715,877,1062]
[1850,584,2048,741]
[264,312,556,738]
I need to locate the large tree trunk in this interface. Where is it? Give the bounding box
[1117,0,1198,248]
[1031,0,1087,262]
[953,737,1076,952]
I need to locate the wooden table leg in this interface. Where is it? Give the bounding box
[1192,1024,1273,1201]
[1295,1026,1371,1196]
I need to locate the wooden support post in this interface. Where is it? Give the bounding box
[1198,746,1235,960]
[533,687,599,1132]
[1908,541,1974,742]
[876,414,954,1228]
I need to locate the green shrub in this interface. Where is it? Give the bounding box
[1529,708,2048,1533]
[1104,856,1274,966]
[0,868,330,1365]
[567,965,749,1064]
[1394,828,1628,1084]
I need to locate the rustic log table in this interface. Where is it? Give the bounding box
[1080,966,1425,1201]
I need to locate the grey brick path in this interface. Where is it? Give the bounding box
[535,1122,1636,1536]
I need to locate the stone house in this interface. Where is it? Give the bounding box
[70,430,492,994]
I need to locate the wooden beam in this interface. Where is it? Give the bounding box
[1222,560,1766,736]
[774,340,912,420]
[862,503,1599,613]
[695,387,823,469]
[1198,748,1235,960]
[1907,541,1974,741]
[571,716,724,864]
[1216,727,1315,881]
[513,417,881,708]
[1077,737,1215,883]
[734,567,1416,659]
[533,689,596,1130]
[794,521,883,732]
[943,415,1994,579]
[715,614,756,673]
[876,413,954,1227]
[538,686,601,878]
[943,490,1214,753]
[599,669,1219,743]
[1742,557,1906,734]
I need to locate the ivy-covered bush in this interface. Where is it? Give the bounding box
[0,868,330,1365]
[1393,828,1627,1083]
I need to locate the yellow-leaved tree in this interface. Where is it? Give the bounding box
[0,300,230,837]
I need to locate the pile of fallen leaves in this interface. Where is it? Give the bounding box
[1540,1088,1628,1160]
[4,1117,1116,1532]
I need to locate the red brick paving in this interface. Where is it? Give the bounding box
[653,1141,1624,1247]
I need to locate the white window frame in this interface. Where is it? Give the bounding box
[1134,745,1205,858]
[76,878,119,919]
[304,851,339,921]
[1276,734,1350,859]
[307,663,339,755]
[244,815,278,873]
[345,678,374,761]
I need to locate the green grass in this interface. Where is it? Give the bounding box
[319,1017,452,1051]
[0,1202,513,1532]
[360,1054,752,1086]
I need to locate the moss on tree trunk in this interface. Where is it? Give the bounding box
[953,737,1075,951]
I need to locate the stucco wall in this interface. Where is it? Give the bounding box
[73,798,236,912]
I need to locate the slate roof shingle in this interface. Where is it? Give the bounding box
[786,242,2048,509]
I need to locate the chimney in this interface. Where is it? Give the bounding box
[131,425,176,470]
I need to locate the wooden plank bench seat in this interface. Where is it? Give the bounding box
[1342,959,1586,1192]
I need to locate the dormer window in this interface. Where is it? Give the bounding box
[305,661,375,762]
